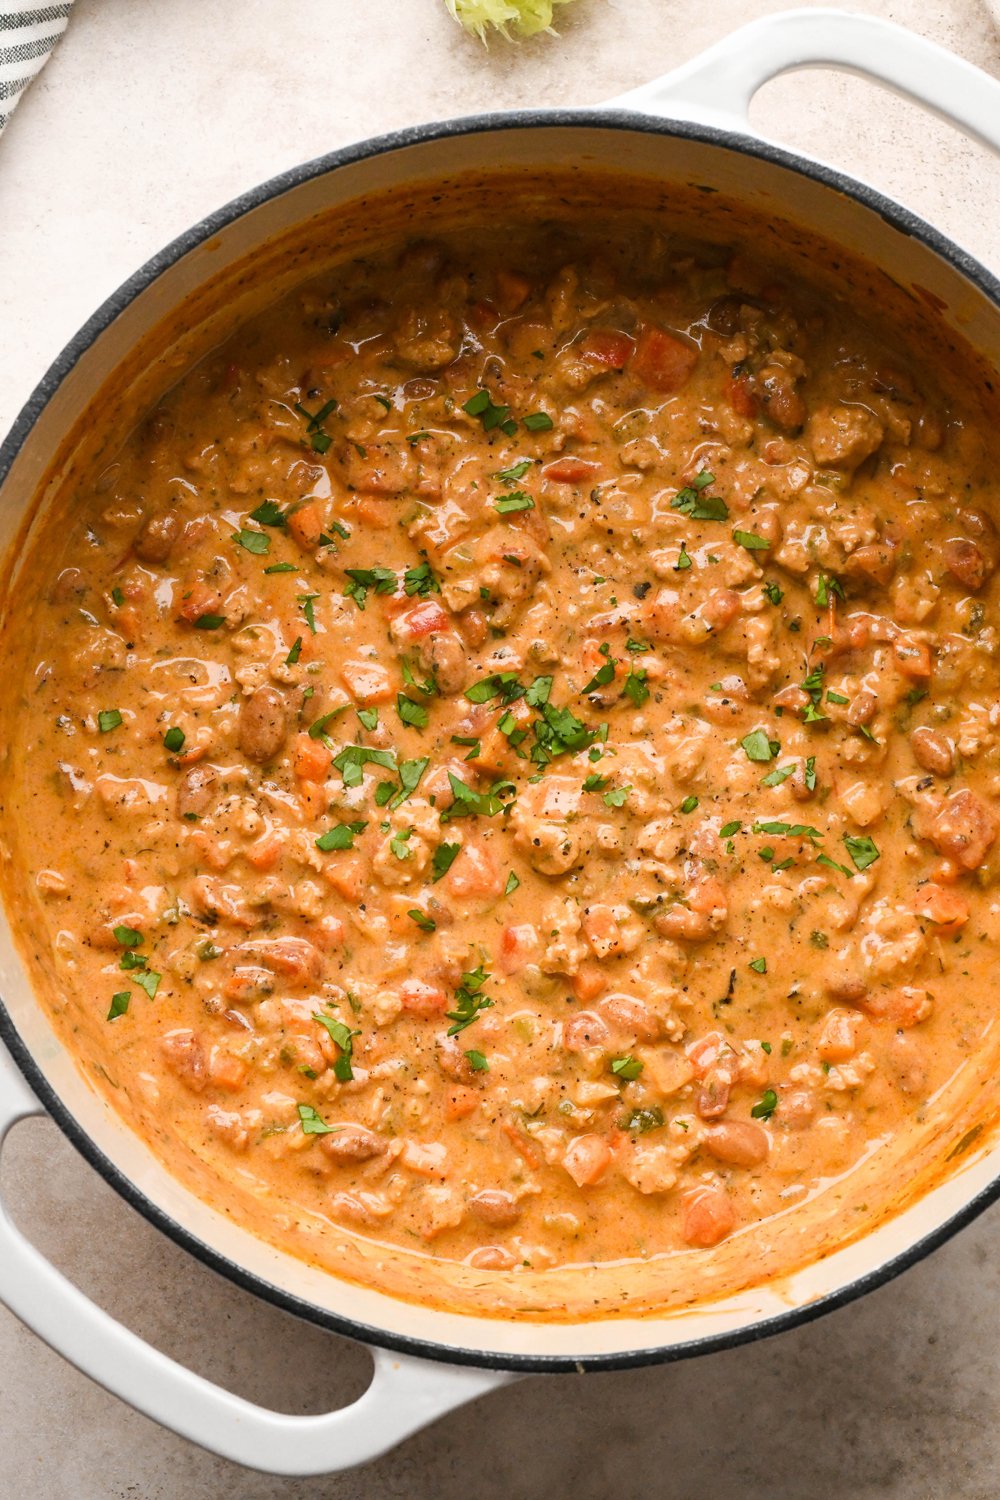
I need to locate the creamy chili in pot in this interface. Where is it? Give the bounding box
[4,201,1000,1317]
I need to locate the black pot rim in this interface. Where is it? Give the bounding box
[2,104,999,1378]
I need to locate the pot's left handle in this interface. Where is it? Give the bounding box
[607,7,1000,156]
[0,1040,511,1476]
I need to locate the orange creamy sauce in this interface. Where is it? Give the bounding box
[6,218,1000,1296]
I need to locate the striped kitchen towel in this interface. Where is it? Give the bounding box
[0,2,73,136]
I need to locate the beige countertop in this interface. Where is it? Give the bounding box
[2,1,1000,1495]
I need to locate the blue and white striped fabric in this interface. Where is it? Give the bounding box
[0,2,73,137]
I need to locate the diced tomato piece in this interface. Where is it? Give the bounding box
[913,882,970,933]
[571,963,608,1003]
[563,1134,612,1188]
[189,829,234,872]
[391,599,450,640]
[467,300,500,332]
[401,1140,448,1176]
[175,580,222,624]
[321,852,368,902]
[444,1087,480,1121]
[543,456,601,485]
[632,326,698,393]
[292,732,332,782]
[893,636,933,679]
[495,269,531,312]
[498,924,539,975]
[244,832,284,871]
[445,840,503,901]
[726,372,758,418]
[287,501,323,550]
[315,915,346,949]
[339,660,394,703]
[681,1186,735,1247]
[354,496,396,529]
[207,1048,248,1092]
[581,904,625,960]
[399,978,449,1017]
[579,329,635,370]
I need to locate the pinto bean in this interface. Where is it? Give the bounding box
[469,1189,522,1226]
[415,628,466,695]
[237,686,288,763]
[134,509,181,564]
[176,765,217,819]
[944,537,995,592]
[467,1246,518,1270]
[320,1125,387,1163]
[563,1011,611,1052]
[598,994,662,1042]
[702,1120,770,1168]
[758,365,805,431]
[846,689,879,727]
[696,1066,732,1119]
[910,726,954,777]
[843,539,898,587]
[825,972,867,1004]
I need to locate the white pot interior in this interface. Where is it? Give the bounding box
[2,118,999,1364]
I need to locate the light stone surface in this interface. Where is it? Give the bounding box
[1,1,1000,1495]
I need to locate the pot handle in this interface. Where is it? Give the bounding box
[609,6,1000,155]
[0,1039,510,1475]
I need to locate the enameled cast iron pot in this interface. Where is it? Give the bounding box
[2,10,1000,1476]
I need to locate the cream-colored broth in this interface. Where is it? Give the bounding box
[5,204,1000,1315]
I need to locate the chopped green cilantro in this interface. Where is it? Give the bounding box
[315,820,367,852]
[297,1102,336,1135]
[312,1013,359,1081]
[741,729,777,762]
[431,842,461,882]
[344,568,396,611]
[250,500,286,528]
[107,991,130,1021]
[671,471,728,521]
[402,561,440,597]
[446,965,493,1035]
[733,529,769,551]
[610,1054,643,1081]
[232,528,270,555]
[843,833,880,871]
[494,490,535,515]
[397,693,429,730]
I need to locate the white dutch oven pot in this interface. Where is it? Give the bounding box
[1,9,1000,1477]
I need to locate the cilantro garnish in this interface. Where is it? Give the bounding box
[315,821,367,852]
[445,966,493,1035]
[671,471,728,521]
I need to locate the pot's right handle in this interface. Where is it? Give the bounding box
[0,1038,510,1476]
[610,7,1000,155]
